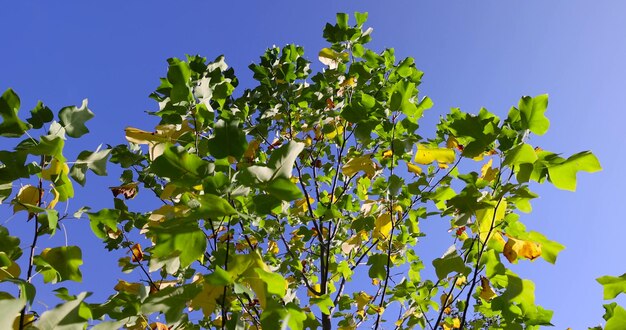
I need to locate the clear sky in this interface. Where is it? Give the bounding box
[2,1,625,328]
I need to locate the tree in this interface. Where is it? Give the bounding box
[0,12,604,329]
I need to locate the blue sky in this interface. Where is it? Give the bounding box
[2,1,625,328]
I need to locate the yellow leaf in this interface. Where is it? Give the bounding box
[13,313,35,330]
[382,150,393,158]
[446,136,459,149]
[304,136,313,147]
[475,199,507,242]
[244,139,260,160]
[452,317,461,328]
[324,122,344,139]
[150,322,169,330]
[125,127,170,145]
[13,185,41,214]
[47,187,59,210]
[455,276,467,287]
[0,260,20,280]
[341,233,363,254]
[440,292,453,308]
[479,276,497,301]
[373,213,392,239]
[340,76,357,88]
[291,197,313,215]
[148,204,189,222]
[159,183,178,200]
[342,155,377,178]
[414,144,455,165]
[503,236,542,263]
[189,276,225,317]
[355,291,371,316]
[130,243,144,262]
[480,159,498,182]
[307,283,322,297]
[267,240,279,254]
[318,47,348,69]
[406,162,422,175]
[114,280,143,295]
[41,158,69,182]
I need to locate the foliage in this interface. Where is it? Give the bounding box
[0,12,606,330]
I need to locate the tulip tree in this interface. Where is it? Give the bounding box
[0,12,614,330]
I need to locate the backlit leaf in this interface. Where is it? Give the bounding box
[373,213,392,239]
[33,246,83,283]
[414,144,455,165]
[518,94,550,136]
[13,185,41,214]
[597,274,626,300]
[343,155,377,178]
[547,151,601,191]
[503,236,542,263]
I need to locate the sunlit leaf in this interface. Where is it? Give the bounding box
[0,299,25,330]
[343,155,377,178]
[547,151,601,191]
[597,274,626,300]
[373,213,392,239]
[33,246,83,283]
[12,185,41,214]
[34,291,90,329]
[518,94,550,136]
[109,182,138,199]
[0,89,29,137]
[414,144,455,165]
[59,99,94,138]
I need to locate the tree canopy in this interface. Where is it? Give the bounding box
[1,12,620,330]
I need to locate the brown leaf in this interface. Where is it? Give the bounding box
[150,322,169,330]
[130,243,143,262]
[110,182,138,199]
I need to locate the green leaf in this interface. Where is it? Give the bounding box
[518,94,550,136]
[207,119,247,159]
[33,246,83,283]
[0,88,29,137]
[191,193,237,218]
[267,141,305,180]
[0,151,29,184]
[261,300,307,330]
[264,177,303,201]
[605,304,626,330]
[149,219,207,269]
[256,267,287,297]
[367,253,387,279]
[167,58,192,103]
[151,145,210,185]
[86,209,120,239]
[0,298,26,330]
[597,273,626,300]
[141,284,202,323]
[69,147,111,186]
[27,101,54,129]
[0,225,22,260]
[206,266,233,285]
[527,231,564,264]
[58,99,94,138]
[3,278,36,305]
[432,249,469,280]
[34,291,90,330]
[503,143,537,166]
[547,151,601,191]
[28,135,66,162]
